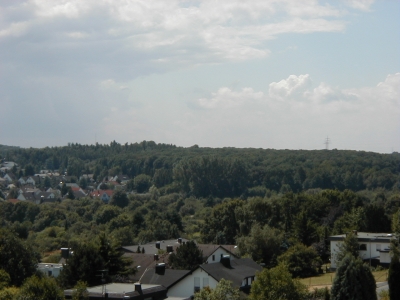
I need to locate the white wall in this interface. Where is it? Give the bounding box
[167,268,218,299]
[37,264,63,278]
[380,251,391,264]
[330,240,391,268]
[206,248,236,264]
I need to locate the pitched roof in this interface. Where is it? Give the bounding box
[140,268,192,289]
[196,244,239,259]
[90,189,113,197]
[121,239,189,255]
[64,283,167,300]
[123,253,162,281]
[7,199,20,204]
[199,258,263,288]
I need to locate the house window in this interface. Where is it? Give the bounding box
[242,279,247,286]
[376,244,381,251]
[194,277,200,292]
[359,244,367,251]
[203,277,209,287]
[212,255,215,261]
[48,270,52,276]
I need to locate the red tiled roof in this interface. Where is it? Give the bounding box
[7,199,20,204]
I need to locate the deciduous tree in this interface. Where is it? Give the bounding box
[0,229,39,286]
[168,241,203,270]
[194,279,240,300]
[249,263,308,300]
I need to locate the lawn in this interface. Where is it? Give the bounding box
[299,270,388,287]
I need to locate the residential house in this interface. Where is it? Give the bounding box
[25,176,41,186]
[197,244,238,264]
[141,256,262,299]
[111,174,130,184]
[37,263,63,277]
[17,191,59,204]
[90,190,113,203]
[121,240,239,282]
[329,231,394,269]
[3,173,16,184]
[18,177,27,185]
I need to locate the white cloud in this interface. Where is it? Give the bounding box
[269,74,312,100]
[0,21,29,38]
[66,31,88,39]
[198,87,264,109]
[188,73,399,151]
[344,0,375,11]
[0,0,353,67]
[31,0,92,18]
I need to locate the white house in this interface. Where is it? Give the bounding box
[37,263,63,277]
[329,231,394,269]
[197,244,238,264]
[141,256,262,299]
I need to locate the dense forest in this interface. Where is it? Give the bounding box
[0,141,399,297]
[1,141,399,195]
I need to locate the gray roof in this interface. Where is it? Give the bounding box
[197,244,239,259]
[140,268,192,288]
[141,258,262,291]
[200,258,262,288]
[64,283,167,299]
[121,239,189,255]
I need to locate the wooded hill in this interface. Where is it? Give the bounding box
[1,141,400,290]
[1,141,399,198]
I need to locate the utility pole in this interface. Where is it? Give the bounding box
[324,137,330,150]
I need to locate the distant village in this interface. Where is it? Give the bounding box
[0,159,125,204]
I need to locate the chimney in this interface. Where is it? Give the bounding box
[220,255,231,268]
[155,241,160,249]
[61,248,70,259]
[178,238,182,244]
[134,282,142,294]
[155,263,166,275]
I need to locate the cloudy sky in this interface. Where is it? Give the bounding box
[1,0,399,153]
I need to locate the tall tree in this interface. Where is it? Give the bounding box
[0,229,40,286]
[277,243,322,278]
[109,190,129,208]
[168,241,203,270]
[388,240,400,300]
[331,254,376,300]
[249,263,308,300]
[236,224,284,267]
[334,231,360,264]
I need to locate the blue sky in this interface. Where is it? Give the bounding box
[0,0,399,153]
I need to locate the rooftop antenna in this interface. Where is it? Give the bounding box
[324,137,330,150]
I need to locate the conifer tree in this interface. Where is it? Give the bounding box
[331,254,376,300]
[388,240,400,300]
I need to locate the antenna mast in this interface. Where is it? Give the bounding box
[324,137,330,150]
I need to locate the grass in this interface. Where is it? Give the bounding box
[299,270,388,287]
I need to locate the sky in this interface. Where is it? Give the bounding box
[0,0,399,153]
